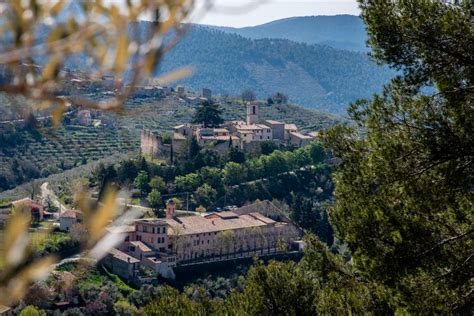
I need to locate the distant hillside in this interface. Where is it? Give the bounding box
[202,15,368,52]
[156,25,392,114]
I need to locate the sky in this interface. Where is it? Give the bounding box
[189,0,360,27]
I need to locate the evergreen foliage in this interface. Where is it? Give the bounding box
[323,1,473,313]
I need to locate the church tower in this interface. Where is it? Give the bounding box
[246,102,259,125]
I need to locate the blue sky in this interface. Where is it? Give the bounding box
[190,0,360,27]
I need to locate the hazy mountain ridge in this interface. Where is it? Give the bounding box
[156,25,392,114]
[201,15,368,52]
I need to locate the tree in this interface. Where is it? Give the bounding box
[133,171,150,195]
[192,101,224,128]
[149,176,166,192]
[147,189,162,211]
[227,147,246,164]
[188,138,201,160]
[113,300,139,316]
[223,162,245,185]
[259,141,278,155]
[272,92,288,104]
[19,306,46,316]
[307,141,326,164]
[193,184,217,208]
[200,167,225,195]
[117,160,138,185]
[324,1,473,313]
[241,89,256,102]
[175,173,201,192]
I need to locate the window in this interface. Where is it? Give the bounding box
[252,106,256,114]
[163,227,166,234]
[152,227,155,234]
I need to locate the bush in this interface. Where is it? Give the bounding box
[19,305,46,316]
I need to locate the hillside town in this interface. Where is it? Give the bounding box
[141,101,318,161]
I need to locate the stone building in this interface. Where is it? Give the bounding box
[106,200,302,279]
[59,210,82,232]
[140,102,318,159]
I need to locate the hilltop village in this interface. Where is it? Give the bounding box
[141,100,319,161]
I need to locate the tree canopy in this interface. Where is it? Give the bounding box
[324,0,473,313]
[192,101,224,128]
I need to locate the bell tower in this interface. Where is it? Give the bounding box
[166,199,176,219]
[246,102,259,125]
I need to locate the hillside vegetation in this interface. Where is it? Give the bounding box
[205,15,368,52]
[156,25,392,114]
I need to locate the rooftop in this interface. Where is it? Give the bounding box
[264,119,284,125]
[285,124,298,130]
[60,210,77,219]
[201,135,233,141]
[289,131,313,139]
[166,211,275,236]
[109,248,140,263]
[107,225,136,234]
[130,241,153,253]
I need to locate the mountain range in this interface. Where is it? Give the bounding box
[203,15,369,52]
[155,22,392,114]
[2,5,394,115]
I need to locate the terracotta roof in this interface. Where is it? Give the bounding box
[201,135,232,141]
[264,120,284,125]
[109,248,140,263]
[130,241,153,252]
[235,124,264,130]
[289,131,312,139]
[60,210,77,219]
[166,211,275,236]
[213,128,230,133]
[107,225,136,234]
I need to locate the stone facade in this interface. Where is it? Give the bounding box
[107,200,302,279]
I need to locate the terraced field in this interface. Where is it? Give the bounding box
[120,96,344,133]
[0,95,344,192]
[0,125,139,187]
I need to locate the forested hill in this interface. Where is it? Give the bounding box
[157,24,393,114]
[202,15,368,52]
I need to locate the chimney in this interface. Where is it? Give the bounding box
[166,199,176,219]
